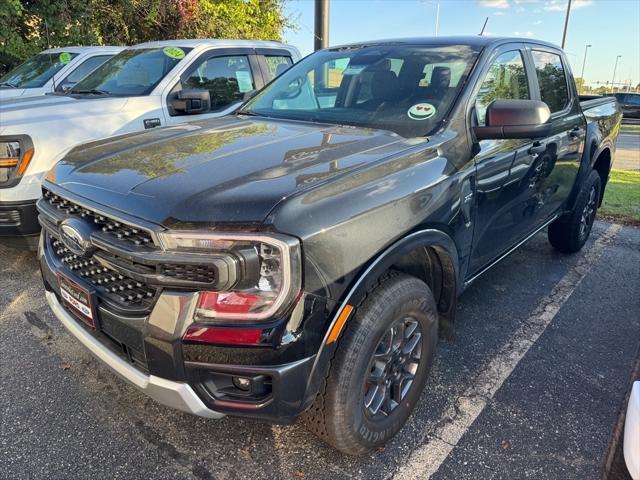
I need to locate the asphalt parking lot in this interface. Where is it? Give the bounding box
[1,221,639,480]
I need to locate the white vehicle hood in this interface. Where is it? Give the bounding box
[0,88,30,100]
[0,95,129,132]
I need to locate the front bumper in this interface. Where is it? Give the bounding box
[45,289,223,418]
[0,199,40,249]
[39,229,329,423]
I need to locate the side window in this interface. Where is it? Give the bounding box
[475,50,529,126]
[531,50,569,113]
[263,55,293,81]
[56,55,113,91]
[182,55,255,112]
[626,95,640,106]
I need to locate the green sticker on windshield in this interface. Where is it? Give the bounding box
[163,46,185,60]
[59,52,72,64]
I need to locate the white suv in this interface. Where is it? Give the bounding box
[0,39,300,248]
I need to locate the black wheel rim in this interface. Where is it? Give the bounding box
[363,316,422,419]
[580,184,597,240]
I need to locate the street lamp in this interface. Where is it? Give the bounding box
[561,0,572,48]
[611,55,622,92]
[580,44,591,81]
[424,2,440,36]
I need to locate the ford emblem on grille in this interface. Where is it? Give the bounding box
[59,218,94,256]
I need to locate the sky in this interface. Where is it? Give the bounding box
[283,0,640,88]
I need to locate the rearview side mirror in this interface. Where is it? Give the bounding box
[473,99,551,140]
[170,89,211,114]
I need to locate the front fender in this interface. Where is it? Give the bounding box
[301,228,460,414]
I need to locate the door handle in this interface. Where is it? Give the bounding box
[528,142,546,156]
[569,127,583,139]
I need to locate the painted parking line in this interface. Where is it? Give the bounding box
[394,223,622,480]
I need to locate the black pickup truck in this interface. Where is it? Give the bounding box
[37,36,621,454]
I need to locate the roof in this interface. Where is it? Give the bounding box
[329,35,561,51]
[42,46,124,53]
[129,39,296,50]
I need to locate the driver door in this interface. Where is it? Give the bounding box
[164,48,263,125]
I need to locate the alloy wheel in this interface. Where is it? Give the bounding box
[363,316,422,418]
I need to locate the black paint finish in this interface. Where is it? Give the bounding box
[39,36,622,422]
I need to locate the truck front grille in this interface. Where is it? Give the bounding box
[43,189,154,248]
[161,263,218,284]
[51,238,157,310]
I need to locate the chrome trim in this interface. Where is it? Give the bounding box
[463,214,559,287]
[45,290,224,419]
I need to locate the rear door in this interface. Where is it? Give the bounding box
[522,45,585,222]
[255,48,295,83]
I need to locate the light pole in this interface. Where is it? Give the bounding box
[561,0,572,48]
[611,55,622,92]
[424,2,440,36]
[580,44,591,81]
[314,0,329,51]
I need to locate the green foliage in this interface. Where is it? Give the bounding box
[0,0,294,75]
[600,169,640,225]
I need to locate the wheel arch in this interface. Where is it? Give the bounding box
[591,147,612,206]
[343,229,460,340]
[302,228,461,415]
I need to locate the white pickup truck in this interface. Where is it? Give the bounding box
[0,39,300,248]
[0,46,124,100]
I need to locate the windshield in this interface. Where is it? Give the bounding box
[241,44,481,137]
[0,52,79,88]
[71,47,192,96]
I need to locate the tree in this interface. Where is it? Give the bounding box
[0,0,294,75]
[574,77,591,95]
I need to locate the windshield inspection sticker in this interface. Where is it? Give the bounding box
[59,52,72,64]
[163,46,185,60]
[408,103,436,120]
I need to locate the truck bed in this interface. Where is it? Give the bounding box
[579,95,617,110]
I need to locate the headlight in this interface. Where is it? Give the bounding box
[158,231,301,321]
[0,136,34,184]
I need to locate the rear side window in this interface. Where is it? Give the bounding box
[531,50,569,113]
[56,55,113,91]
[182,55,255,112]
[263,55,293,81]
[475,50,529,126]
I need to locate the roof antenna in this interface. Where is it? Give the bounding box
[479,17,489,36]
[44,21,57,92]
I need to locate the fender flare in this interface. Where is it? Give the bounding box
[567,129,614,212]
[301,229,461,411]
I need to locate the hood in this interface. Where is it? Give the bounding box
[0,95,129,130]
[48,116,409,226]
[0,87,28,100]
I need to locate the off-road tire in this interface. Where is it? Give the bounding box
[548,169,601,253]
[302,272,438,455]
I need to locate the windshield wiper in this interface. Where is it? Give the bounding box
[0,81,17,88]
[236,110,263,117]
[69,88,110,96]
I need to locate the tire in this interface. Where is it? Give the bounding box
[303,272,438,455]
[548,169,601,253]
